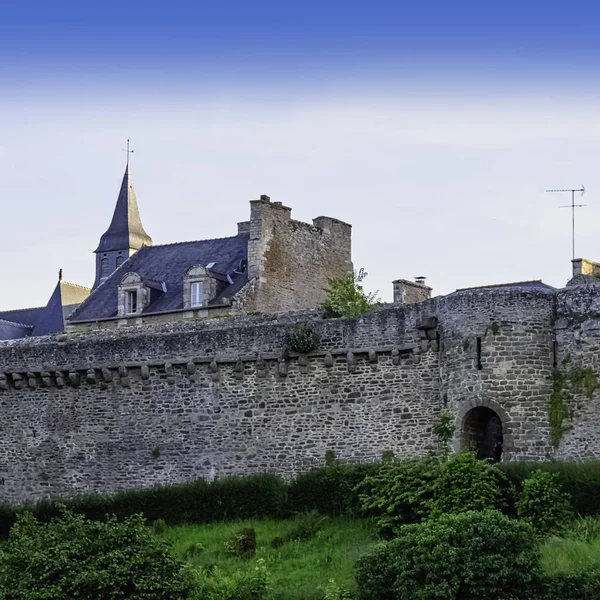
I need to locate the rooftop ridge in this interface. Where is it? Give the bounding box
[146,233,249,250]
[0,305,45,314]
[455,280,549,292]
[61,281,92,292]
[0,318,34,329]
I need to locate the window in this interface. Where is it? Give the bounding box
[116,255,125,268]
[125,290,137,314]
[100,258,109,278]
[191,282,203,307]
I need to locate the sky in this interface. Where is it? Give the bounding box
[2,0,600,310]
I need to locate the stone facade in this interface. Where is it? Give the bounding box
[4,278,600,504]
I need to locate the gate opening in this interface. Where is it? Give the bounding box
[462,406,503,460]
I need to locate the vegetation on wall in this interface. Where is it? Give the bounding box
[285,324,321,354]
[432,408,456,458]
[321,268,381,318]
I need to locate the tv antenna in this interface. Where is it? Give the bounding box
[546,185,586,260]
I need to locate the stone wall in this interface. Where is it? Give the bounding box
[4,282,600,505]
[555,283,600,459]
[242,195,352,312]
[0,304,440,504]
[438,287,556,461]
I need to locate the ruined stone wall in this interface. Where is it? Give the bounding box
[437,288,556,461]
[554,283,600,459]
[243,196,352,312]
[0,305,440,504]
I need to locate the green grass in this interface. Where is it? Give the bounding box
[541,515,600,575]
[160,516,378,600]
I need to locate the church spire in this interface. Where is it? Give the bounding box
[93,160,153,288]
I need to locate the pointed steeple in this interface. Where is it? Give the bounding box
[95,164,153,253]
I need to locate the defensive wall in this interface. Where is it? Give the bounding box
[2,283,600,504]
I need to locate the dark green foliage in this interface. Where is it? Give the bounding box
[0,508,192,600]
[550,370,571,446]
[152,517,168,534]
[322,268,381,318]
[501,461,600,517]
[515,470,574,534]
[427,451,513,519]
[288,463,378,517]
[531,571,600,600]
[432,408,455,458]
[358,458,439,535]
[285,324,321,354]
[0,474,288,539]
[359,453,512,536]
[225,527,257,559]
[355,510,539,600]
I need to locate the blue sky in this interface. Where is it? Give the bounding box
[2,1,600,309]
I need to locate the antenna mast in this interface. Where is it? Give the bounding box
[546,185,586,261]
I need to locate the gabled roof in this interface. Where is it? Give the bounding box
[95,164,152,253]
[70,233,249,323]
[31,281,91,337]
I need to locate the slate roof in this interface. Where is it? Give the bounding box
[453,280,556,294]
[32,282,91,336]
[70,233,250,323]
[0,319,33,341]
[0,282,90,340]
[95,165,152,253]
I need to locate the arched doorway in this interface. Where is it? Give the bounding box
[461,406,503,459]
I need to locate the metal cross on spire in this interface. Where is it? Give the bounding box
[546,185,586,261]
[123,138,134,166]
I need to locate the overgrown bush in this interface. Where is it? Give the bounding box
[225,527,257,559]
[322,268,381,318]
[532,571,600,600]
[501,461,600,517]
[515,470,574,534]
[285,510,327,542]
[565,515,600,542]
[358,457,439,536]
[191,559,269,600]
[0,508,192,600]
[355,510,538,600]
[427,451,513,519]
[285,324,321,354]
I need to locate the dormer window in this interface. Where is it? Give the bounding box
[191,282,204,307]
[183,265,216,309]
[125,290,137,314]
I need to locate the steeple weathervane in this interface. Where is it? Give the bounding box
[123,138,134,166]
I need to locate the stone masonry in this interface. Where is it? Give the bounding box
[4,279,600,504]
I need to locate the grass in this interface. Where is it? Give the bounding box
[160,516,378,600]
[541,515,600,575]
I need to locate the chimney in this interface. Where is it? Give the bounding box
[393,277,432,305]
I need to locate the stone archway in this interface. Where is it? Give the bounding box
[462,407,502,459]
[456,399,512,460]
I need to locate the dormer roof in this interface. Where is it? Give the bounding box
[95,164,153,253]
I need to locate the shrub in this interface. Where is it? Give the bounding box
[286,510,327,542]
[288,463,378,517]
[355,510,539,600]
[532,571,600,600]
[426,451,513,519]
[358,458,439,536]
[515,470,573,534]
[501,461,600,517]
[0,508,192,600]
[191,559,269,600]
[285,324,321,354]
[565,515,600,542]
[225,527,257,559]
[322,268,381,318]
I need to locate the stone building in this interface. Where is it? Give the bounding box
[1,162,352,338]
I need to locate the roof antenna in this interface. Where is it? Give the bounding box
[123,138,134,166]
[546,185,586,260]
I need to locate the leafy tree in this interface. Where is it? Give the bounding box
[322,268,381,318]
[0,508,192,600]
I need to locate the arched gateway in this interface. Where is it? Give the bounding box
[457,400,511,460]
